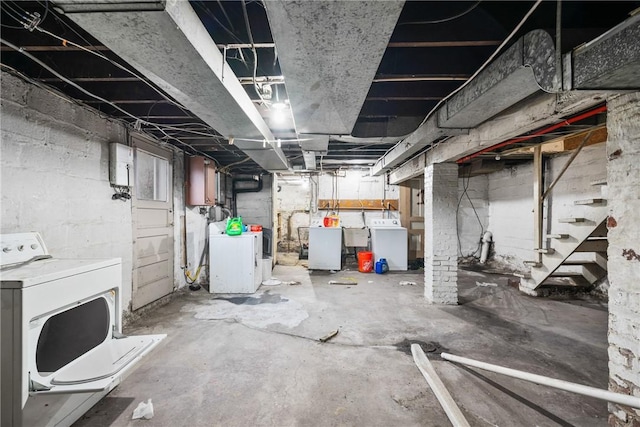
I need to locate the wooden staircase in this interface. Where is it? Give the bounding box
[519,197,608,295]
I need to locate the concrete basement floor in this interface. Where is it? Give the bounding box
[75,256,609,427]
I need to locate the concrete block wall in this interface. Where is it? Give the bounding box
[457,174,489,257]
[606,92,640,426]
[486,163,535,268]
[483,144,607,270]
[274,176,311,253]
[236,174,273,227]
[0,71,192,311]
[0,72,134,302]
[424,163,458,304]
[274,171,400,253]
[175,151,210,286]
[316,170,400,227]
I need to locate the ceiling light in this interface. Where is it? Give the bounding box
[277,138,282,147]
[271,107,288,124]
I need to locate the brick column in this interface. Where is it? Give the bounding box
[606,92,640,426]
[424,163,458,304]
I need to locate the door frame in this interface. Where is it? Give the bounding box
[130,133,175,310]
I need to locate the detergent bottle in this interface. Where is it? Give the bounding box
[226,217,243,236]
[375,258,389,274]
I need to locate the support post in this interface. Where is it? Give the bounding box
[424,163,459,304]
[533,146,543,261]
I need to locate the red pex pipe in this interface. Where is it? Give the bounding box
[456,104,608,164]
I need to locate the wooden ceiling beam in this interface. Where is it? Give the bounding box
[387,40,501,48]
[503,125,608,156]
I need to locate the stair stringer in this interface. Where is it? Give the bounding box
[520,201,608,294]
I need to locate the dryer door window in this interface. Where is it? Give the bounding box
[36,297,110,374]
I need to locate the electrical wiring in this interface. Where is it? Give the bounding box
[456,168,484,258]
[3,2,30,20]
[4,35,229,142]
[240,0,269,109]
[7,5,197,120]
[218,156,253,173]
[0,48,224,169]
[215,0,236,33]
[194,1,245,45]
[33,26,192,115]
[400,1,482,25]
[1,2,30,28]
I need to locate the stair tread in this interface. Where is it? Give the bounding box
[547,234,569,239]
[574,198,605,205]
[561,260,601,266]
[550,271,585,277]
[535,248,555,253]
[558,217,586,223]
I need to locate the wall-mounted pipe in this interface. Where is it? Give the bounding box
[456,104,607,164]
[480,231,493,264]
[441,352,640,409]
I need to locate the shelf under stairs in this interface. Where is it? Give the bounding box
[519,197,608,296]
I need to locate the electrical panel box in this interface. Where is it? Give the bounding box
[187,156,216,206]
[109,143,133,187]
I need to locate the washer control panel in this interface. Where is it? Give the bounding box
[368,219,401,227]
[0,232,48,266]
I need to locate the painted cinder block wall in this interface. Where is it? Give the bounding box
[606,92,640,426]
[0,71,196,311]
[457,174,489,258]
[471,143,608,270]
[274,170,400,253]
[236,174,273,227]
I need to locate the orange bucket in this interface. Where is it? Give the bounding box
[357,251,374,273]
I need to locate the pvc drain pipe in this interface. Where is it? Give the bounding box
[441,352,640,409]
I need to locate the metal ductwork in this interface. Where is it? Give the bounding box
[372,29,560,176]
[375,14,640,178]
[437,29,559,129]
[370,115,467,176]
[55,0,289,171]
[264,1,404,135]
[567,13,640,90]
[264,0,404,169]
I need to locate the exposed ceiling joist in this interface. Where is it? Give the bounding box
[502,125,607,156]
[373,75,469,83]
[0,45,110,51]
[388,91,608,184]
[387,40,501,48]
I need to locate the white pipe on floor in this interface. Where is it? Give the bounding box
[411,344,471,427]
[441,352,640,409]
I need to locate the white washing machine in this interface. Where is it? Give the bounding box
[308,219,342,270]
[368,219,408,271]
[0,233,165,427]
[209,228,263,293]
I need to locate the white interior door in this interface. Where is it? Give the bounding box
[131,134,174,310]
